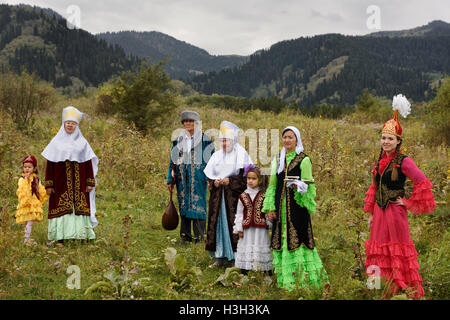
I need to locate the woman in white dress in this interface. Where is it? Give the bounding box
[42,106,99,243]
[204,121,253,267]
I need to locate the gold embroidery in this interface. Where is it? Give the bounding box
[284,153,308,251]
[273,153,307,251]
[178,151,186,209]
[272,217,281,250]
[382,119,398,136]
[74,162,89,214]
[53,191,71,214]
[254,192,266,225]
[63,107,81,122]
[49,161,73,217]
[377,184,404,209]
[240,193,253,227]
[287,152,306,172]
[66,161,73,201]
[287,155,301,251]
[272,177,284,251]
[45,180,54,187]
[74,162,81,211]
[376,161,405,209]
[286,184,300,251]
[241,191,267,228]
[190,150,196,211]
[386,189,405,199]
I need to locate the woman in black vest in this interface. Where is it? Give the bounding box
[263,126,328,291]
[363,95,436,299]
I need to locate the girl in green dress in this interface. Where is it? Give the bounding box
[263,126,328,291]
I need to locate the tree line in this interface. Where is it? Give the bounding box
[0,5,140,89]
[188,34,450,107]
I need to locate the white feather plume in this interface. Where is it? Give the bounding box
[392,94,411,118]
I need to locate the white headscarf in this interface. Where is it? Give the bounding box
[41,106,99,228]
[177,127,203,154]
[277,126,304,174]
[203,121,253,180]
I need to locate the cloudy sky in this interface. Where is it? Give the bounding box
[1,0,449,55]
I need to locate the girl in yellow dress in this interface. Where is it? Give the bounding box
[16,155,49,244]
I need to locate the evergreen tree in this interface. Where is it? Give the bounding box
[110,61,176,134]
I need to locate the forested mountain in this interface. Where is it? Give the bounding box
[189,21,450,107]
[1,3,449,108]
[367,20,450,38]
[96,31,248,79]
[0,4,139,90]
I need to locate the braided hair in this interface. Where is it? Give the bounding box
[390,140,403,181]
[21,164,40,200]
[372,138,403,184]
[31,176,40,200]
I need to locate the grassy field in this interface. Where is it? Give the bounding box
[0,96,448,300]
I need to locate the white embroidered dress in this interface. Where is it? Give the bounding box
[233,186,273,271]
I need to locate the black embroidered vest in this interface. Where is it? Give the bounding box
[375,154,407,210]
[272,152,315,251]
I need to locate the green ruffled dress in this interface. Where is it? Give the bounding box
[262,151,328,291]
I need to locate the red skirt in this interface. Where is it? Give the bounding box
[365,202,424,298]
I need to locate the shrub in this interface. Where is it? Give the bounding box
[423,77,450,145]
[346,88,392,123]
[95,81,116,115]
[298,104,355,119]
[186,94,288,113]
[0,70,57,130]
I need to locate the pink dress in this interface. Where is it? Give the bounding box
[363,153,435,298]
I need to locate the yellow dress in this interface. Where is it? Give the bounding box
[16,174,49,225]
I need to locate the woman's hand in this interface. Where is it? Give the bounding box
[238,231,244,239]
[46,188,54,195]
[267,211,276,222]
[86,186,93,193]
[393,197,405,206]
[368,214,373,229]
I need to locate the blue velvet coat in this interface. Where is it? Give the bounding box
[167,132,214,220]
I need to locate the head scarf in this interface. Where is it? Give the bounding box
[41,106,99,228]
[277,126,304,174]
[203,121,253,180]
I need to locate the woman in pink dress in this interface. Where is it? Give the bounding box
[363,94,436,299]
